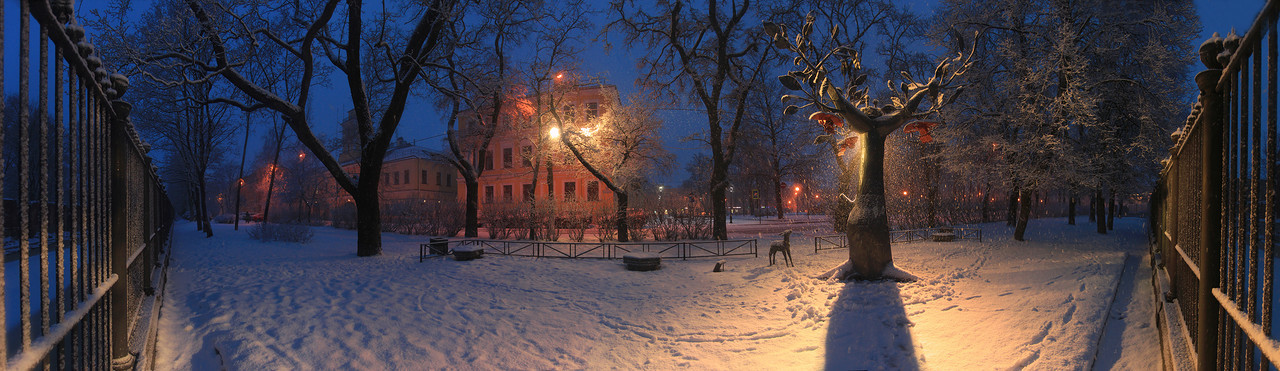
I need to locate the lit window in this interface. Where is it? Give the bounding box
[485,186,494,204]
[503,185,513,202]
[587,181,599,201]
[564,181,577,201]
[503,147,513,169]
[585,102,599,119]
[523,184,535,202]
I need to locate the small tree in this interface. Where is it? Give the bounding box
[767,16,974,280]
[551,88,673,242]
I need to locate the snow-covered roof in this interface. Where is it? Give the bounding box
[342,144,451,166]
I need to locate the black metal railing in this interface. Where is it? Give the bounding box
[422,238,758,261]
[0,1,174,370]
[814,227,983,253]
[1153,1,1280,369]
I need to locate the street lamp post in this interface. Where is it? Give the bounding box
[728,186,734,224]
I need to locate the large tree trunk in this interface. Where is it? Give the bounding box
[198,179,213,237]
[773,177,784,219]
[845,132,893,280]
[263,125,285,223]
[981,183,990,222]
[616,192,630,242]
[1089,194,1097,222]
[710,162,728,240]
[235,112,250,231]
[1095,189,1107,234]
[1006,184,1018,226]
[1014,189,1031,241]
[190,188,202,231]
[926,181,938,227]
[353,187,382,256]
[1067,193,1076,225]
[465,179,480,237]
[1107,191,1116,231]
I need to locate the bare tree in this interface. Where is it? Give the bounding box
[739,83,822,220]
[552,89,673,241]
[425,0,539,238]
[126,0,456,255]
[608,0,779,240]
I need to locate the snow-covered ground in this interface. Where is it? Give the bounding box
[154,217,1158,370]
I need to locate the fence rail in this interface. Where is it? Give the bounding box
[1152,1,1280,369]
[0,1,174,370]
[421,238,758,261]
[814,227,983,253]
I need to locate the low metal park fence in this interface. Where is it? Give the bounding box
[814,227,983,253]
[421,238,758,261]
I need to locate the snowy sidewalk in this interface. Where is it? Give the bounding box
[154,218,1157,370]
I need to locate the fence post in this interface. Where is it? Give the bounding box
[1195,37,1226,371]
[109,104,134,369]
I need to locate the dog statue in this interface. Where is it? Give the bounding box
[769,230,794,267]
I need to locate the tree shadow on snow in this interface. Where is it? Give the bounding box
[824,281,919,371]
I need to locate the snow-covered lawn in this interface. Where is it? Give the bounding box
[155,217,1157,370]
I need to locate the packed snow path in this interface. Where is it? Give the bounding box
[154,218,1157,370]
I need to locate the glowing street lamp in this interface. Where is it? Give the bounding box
[549,127,561,139]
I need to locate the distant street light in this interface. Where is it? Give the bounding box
[549,127,561,139]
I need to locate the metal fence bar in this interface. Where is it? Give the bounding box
[0,1,177,369]
[1264,18,1278,371]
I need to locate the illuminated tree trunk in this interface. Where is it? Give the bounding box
[1067,193,1076,225]
[846,131,893,280]
[1014,189,1031,241]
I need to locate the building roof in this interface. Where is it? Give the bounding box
[341,143,453,167]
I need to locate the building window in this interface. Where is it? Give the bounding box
[563,104,575,122]
[393,171,400,185]
[422,170,429,184]
[485,186,494,204]
[587,181,599,201]
[563,181,577,201]
[503,147,513,169]
[521,146,532,167]
[383,174,389,185]
[404,170,410,185]
[585,102,599,119]
[522,184,535,202]
[436,172,442,186]
[503,185,513,203]
[446,174,452,186]
[484,150,494,170]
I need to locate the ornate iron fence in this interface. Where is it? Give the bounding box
[421,238,758,261]
[1153,1,1280,369]
[0,1,174,370]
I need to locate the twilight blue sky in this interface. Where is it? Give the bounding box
[46,0,1272,185]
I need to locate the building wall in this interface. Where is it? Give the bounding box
[457,84,619,215]
[338,156,459,205]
